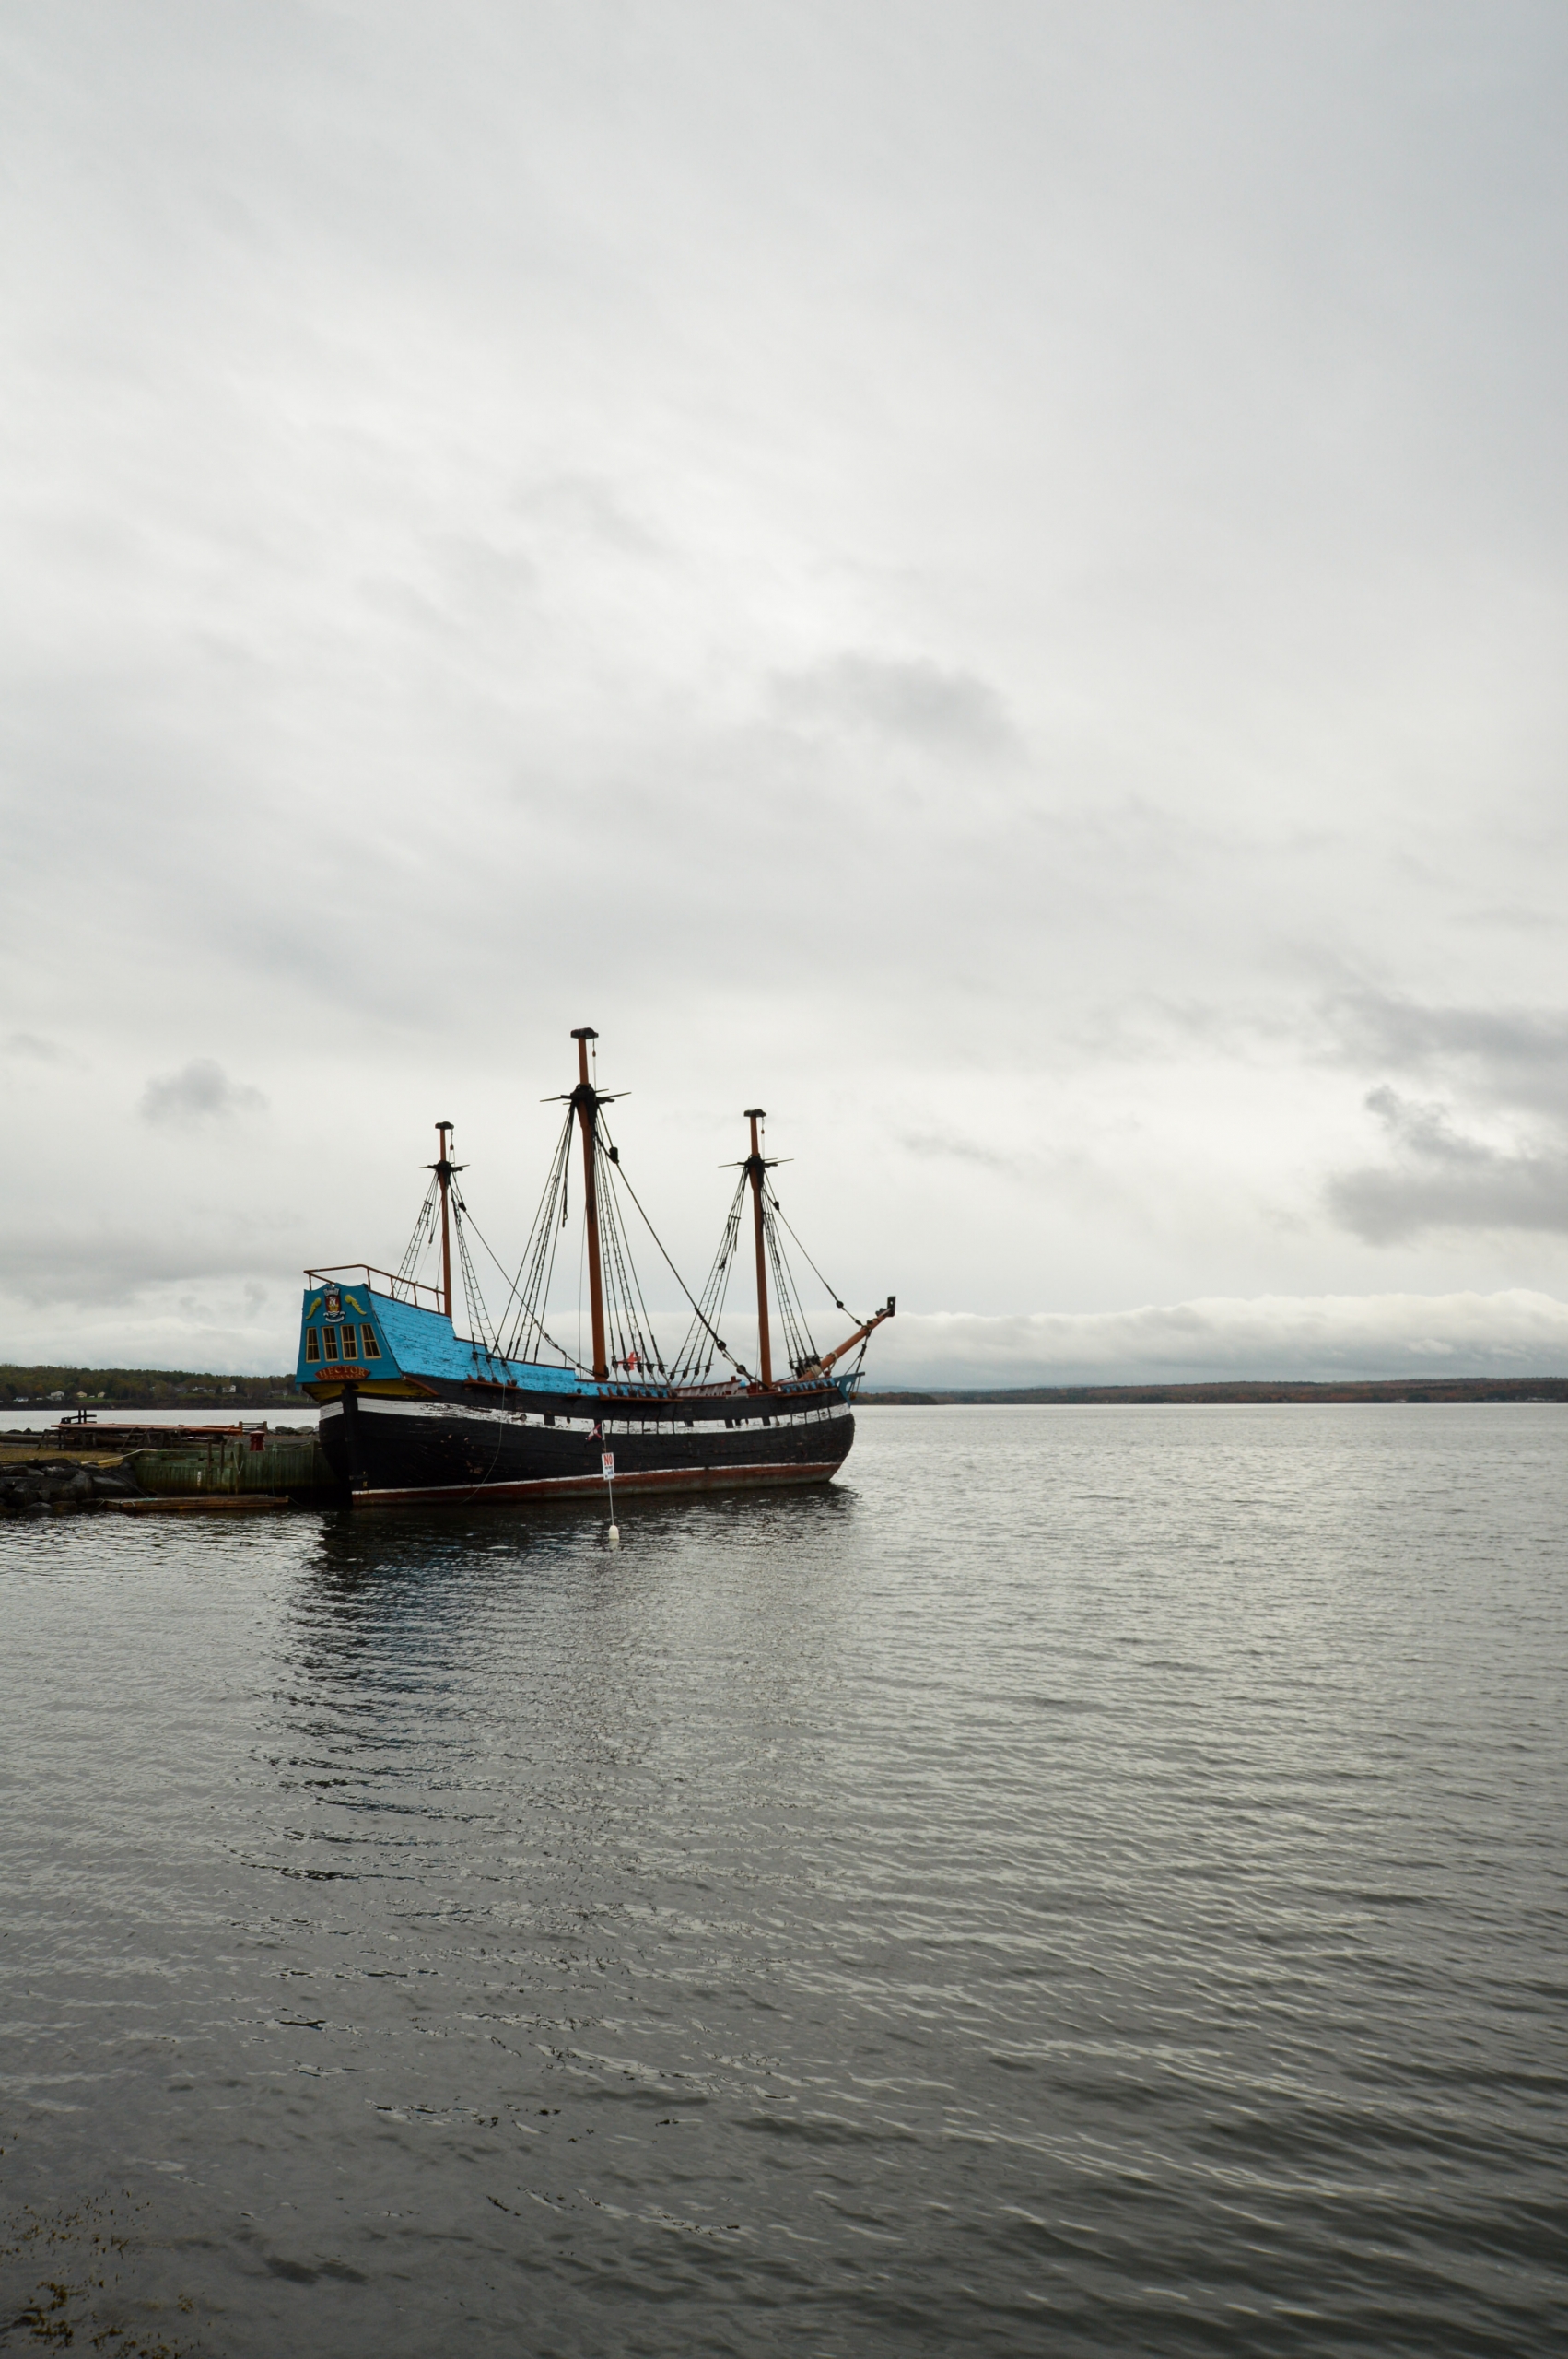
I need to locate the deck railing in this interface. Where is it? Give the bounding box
[304,1265,449,1316]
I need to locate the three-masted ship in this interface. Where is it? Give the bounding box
[298,1027,894,1508]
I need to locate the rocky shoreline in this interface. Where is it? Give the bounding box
[2,1455,148,1515]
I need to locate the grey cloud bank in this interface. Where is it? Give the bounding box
[1326,994,1568,1119]
[1327,1086,1568,1244]
[1,2,1566,1375]
[870,1292,1568,1389]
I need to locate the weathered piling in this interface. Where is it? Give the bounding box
[128,1426,332,1501]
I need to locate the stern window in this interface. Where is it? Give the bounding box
[322,1326,340,1362]
[360,1325,381,1359]
[339,1324,357,1359]
[304,1328,321,1364]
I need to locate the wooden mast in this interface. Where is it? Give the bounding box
[571,1028,611,1381]
[743,1108,773,1390]
[432,1121,457,1321]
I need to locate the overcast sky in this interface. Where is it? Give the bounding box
[3,1,1566,1384]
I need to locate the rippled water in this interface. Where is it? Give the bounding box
[3,1405,1564,2355]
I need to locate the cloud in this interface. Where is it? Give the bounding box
[0,5,1565,1348]
[1327,1086,1568,1243]
[138,1059,266,1126]
[2,1031,72,1062]
[513,473,664,559]
[898,1127,1037,1180]
[0,1273,292,1376]
[1320,995,1568,1242]
[769,654,1021,757]
[1326,991,1568,1120]
[866,1290,1568,1387]
[0,1220,292,1309]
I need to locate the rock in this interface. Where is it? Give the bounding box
[88,1466,144,1496]
[0,1455,145,1510]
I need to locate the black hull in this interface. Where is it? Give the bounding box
[318,1383,854,1508]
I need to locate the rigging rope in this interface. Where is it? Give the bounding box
[670,1174,747,1384]
[766,1190,862,1326]
[763,1203,818,1377]
[384,1104,862,1397]
[497,1109,579,1367]
[451,1193,498,1357]
[609,1160,749,1382]
[395,1178,441,1295]
[595,1142,667,1379]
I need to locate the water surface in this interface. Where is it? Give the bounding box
[2,1406,1563,2354]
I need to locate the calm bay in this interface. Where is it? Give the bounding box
[2,1404,1563,2354]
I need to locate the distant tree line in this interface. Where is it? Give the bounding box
[0,1365,298,1409]
[861,1378,1568,1404]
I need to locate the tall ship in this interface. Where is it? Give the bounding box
[298,1027,894,1508]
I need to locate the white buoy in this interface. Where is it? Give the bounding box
[601,1446,619,1548]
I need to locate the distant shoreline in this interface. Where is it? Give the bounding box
[860,1379,1568,1405]
[1,1365,298,1413]
[6,1366,1566,1415]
